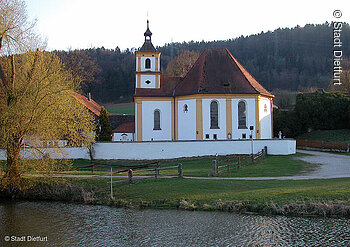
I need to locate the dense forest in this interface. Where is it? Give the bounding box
[55,22,350,103]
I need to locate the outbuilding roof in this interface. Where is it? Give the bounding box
[72,92,110,116]
[112,122,135,133]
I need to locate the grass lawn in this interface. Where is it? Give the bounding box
[1,153,318,179]
[62,153,316,178]
[296,129,350,142]
[105,103,134,115]
[217,153,317,177]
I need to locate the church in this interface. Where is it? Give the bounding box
[134,21,274,142]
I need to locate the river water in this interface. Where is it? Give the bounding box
[0,200,349,246]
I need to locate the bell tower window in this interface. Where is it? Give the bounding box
[145,58,151,69]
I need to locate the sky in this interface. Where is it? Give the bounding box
[25,0,348,51]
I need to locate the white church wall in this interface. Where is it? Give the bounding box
[231,98,256,139]
[259,97,272,139]
[139,74,156,88]
[177,99,196,140]
[202,98,227,140]
[142,100,172,141]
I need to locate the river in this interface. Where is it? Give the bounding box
[0,200,349,246]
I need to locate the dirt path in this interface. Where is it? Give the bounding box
[294,149,350,178]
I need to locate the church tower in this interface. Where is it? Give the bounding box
[135,20,161,89]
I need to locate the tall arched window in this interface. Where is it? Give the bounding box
[154,109,161,130]
[238,101,247,129]
[145,58,151,69]
[210,101,219,129]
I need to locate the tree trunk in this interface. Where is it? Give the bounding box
[2,137,22,193]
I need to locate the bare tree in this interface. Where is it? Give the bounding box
[0,0,43,55]
[165,50,200,77]
[0,1,94,193]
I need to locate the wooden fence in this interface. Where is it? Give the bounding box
[212,146,267,176]
[108,164,183,199]
[297,140,350,152]
[76,161,161,174]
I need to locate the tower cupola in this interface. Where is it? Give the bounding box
[135,20,161,89]
[144,20,152,41]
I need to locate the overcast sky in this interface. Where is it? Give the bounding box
[25,0,348,51]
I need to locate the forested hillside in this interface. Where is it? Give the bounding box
[55,22,350,103]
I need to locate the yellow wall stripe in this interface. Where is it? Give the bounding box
[196,98,203,140]
[136,102,142,141]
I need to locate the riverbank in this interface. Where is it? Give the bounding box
[1,176,350,217]
[1,152,350,217]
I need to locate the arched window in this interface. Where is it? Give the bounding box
[238,101,247,129]
[210,101,219,129]
[145,58,151,69]
[154,109,161,130]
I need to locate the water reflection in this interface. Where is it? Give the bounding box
[0,200,349,246]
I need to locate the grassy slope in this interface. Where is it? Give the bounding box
[296,129,350,142]
[60,177,350,207]
[105,103,135,115]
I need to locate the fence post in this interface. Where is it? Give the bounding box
[110,167,113,199]
[347,143,350,153]
[178,163,183,178]
[322,141,325,150]
[128,169,133,184]
[251,153,254,163]
[212,160,218,176]
[155,168,159,178]
[237,156,240,169]
[305,139,308,148]
[91,164,94,174]
[264,146,267,156]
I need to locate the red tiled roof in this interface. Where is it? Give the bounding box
[174,49,274,97]
[112,122,135,133]
[134,77,182,97]
[72,92,110,116]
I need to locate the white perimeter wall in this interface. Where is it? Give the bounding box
[178,99,196,140]
[0,139,296,160]
[142,100,172,141]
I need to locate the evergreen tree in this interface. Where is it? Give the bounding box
[96,107,112,141]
